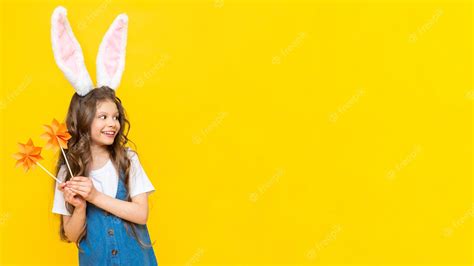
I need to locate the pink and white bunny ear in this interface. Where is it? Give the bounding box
[96,14,128,90]
[51,6,93,96]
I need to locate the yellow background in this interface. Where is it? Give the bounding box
[0,0,472,265]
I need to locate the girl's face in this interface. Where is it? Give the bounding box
[90,100,121,147]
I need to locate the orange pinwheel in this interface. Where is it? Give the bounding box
[41,119,74,178]
[12,139,61,182]
[12,138,43,172]
[40,119,71,150]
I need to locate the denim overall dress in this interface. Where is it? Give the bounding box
[79,170,158,265]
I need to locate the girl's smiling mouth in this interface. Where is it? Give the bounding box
[101,131,116,137]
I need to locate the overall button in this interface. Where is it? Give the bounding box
[108,229,114,236]
[111,249,118,256]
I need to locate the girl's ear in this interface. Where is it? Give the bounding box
[96,14,128,90]
[51,6,94,96]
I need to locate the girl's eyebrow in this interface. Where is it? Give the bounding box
[97,111,119,115]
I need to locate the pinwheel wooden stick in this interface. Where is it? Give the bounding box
[56,136,74,178]
[35,162,62,183]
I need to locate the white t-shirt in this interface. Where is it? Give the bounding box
[52,149,155,216]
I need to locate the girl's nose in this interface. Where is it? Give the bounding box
[107,119,117,126]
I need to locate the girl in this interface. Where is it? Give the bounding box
[50,7,158,265]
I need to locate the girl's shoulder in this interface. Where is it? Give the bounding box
[124,147,146,172]
[125,147,139,160]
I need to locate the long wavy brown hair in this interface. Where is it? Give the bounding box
[55,86,152,250]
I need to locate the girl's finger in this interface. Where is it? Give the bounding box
[67,181,92,190]
[67,183,88,189]
[70,185,89,193]
[71,176,88,182]
[70,187,86,198]
[65,188,76,198]
[67,181,89,187]
[65,191,74,203]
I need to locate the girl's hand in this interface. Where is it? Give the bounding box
[57,182,67,192]
[66,176,98,202]
[63,186,86,209]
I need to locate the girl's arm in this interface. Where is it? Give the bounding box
[60,184,87,242]
[89,192,149,225]
[62,206,86,242]
[67,176,149,225]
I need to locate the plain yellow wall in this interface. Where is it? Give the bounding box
[0,0,472,265]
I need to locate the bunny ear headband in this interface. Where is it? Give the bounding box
[51,6,128,96]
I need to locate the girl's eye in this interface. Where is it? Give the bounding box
[97,115,119,120]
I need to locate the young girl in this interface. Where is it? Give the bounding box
[50,7,158,265]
